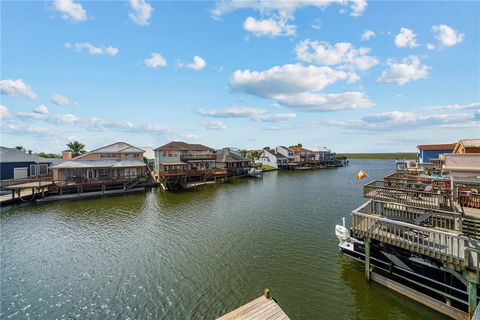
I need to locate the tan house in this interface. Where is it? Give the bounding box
[51,142,147,184]
[453,139,480,154]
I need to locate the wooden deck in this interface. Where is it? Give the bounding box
[217,295,290,320]
[4,180,53,190]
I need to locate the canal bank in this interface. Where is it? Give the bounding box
[0,160,449,319]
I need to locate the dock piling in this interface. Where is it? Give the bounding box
[365,237,371,281]
[468,276,478,319]
[263,288,270,299]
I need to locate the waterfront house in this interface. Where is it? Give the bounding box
[290,146,316,163]
[255,149,288,169]
[416,143,455,163]
[453,139,480,154]
[51,142,147,184]
[306,146,335,161]
[275,146,295,162]
[154,141,226,189]
[215,149,252,176]
[0,146,61,180]
[154,141,217,172]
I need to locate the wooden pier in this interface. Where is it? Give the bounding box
[218,290,290,320]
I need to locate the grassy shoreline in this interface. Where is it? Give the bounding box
[337,153,417,160]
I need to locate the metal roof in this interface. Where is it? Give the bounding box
[154,141,213,152]
[216,149,250,163]
[51,159,145,169]
[0,146,58,164]
[307,146,332,153]
[74,142,145,160]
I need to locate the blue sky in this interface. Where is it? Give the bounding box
[1,0,479,153]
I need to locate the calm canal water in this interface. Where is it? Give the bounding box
[1,160,448,319]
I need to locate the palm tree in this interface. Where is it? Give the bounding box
[66,141,86,157]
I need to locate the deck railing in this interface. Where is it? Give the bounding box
[357,200,461,231]
[53,175,148,187]
[159,169,227,177]
[0,175,53,190]
[352,211,474,270]
[364,180,453,211]
[180,154,216,161]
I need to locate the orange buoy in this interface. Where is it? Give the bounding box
[356,170,367,180]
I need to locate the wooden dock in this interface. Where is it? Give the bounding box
[218,291,290,320]
[35,187,145,204]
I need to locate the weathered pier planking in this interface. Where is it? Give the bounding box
[217,293,290,320]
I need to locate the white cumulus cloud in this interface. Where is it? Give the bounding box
[0,105,10,120]
[243,16,296,37]
[394,28,418,48]
[378,55,429,85]
[295,40,378,71]
[201,120,228,130]
[51,94,72,106]
[143,53,167,68]
[129,0,153,26]
[0,79,37,99]
[211,0,367,18]
[197,107,296,122]
[361,29,375,41]
[64,42,118,56]
[230,63,354,97]
[34,105,49,115]
[53,0,87,23]
[178,56,207,71]
[329,110,477,131]
[432,24,464,47]
[422,102,479,112]
[274,91,374,112]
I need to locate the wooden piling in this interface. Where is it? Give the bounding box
[365,237,371,281]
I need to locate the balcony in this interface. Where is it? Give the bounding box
[363,180,453,211]
[351,200,479,271]
[180,154,216,161]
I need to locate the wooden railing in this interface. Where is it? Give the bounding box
[180,154,216,161]
[364,180,453,211]
[352,210,472,269]
[357,200,461,232]
[53,175,148,187]
[159,169,227,177]
[458,191,480,209]
[0,175,53,190]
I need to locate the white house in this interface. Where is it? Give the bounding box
[255,149,288,169]
[306,146,335,161]
[276,146,295,162]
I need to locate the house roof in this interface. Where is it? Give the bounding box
[0,146,58,164]
[74,142,145,160]
[154,141,213,152]
[216,149,250,163]
[51,159,146,169]
[264,149,287,159]
[277,146,293,152]
[457,139,480,148]
[416,143,456,150]
[290,146,313,153]
[307,146,331,153]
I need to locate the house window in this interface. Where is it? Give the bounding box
[100,153,117,158]
[30,164,37,176]
[65,169,73,180]
[99,168,110,178]
[39,164,48,175]
[125,153,140,159]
